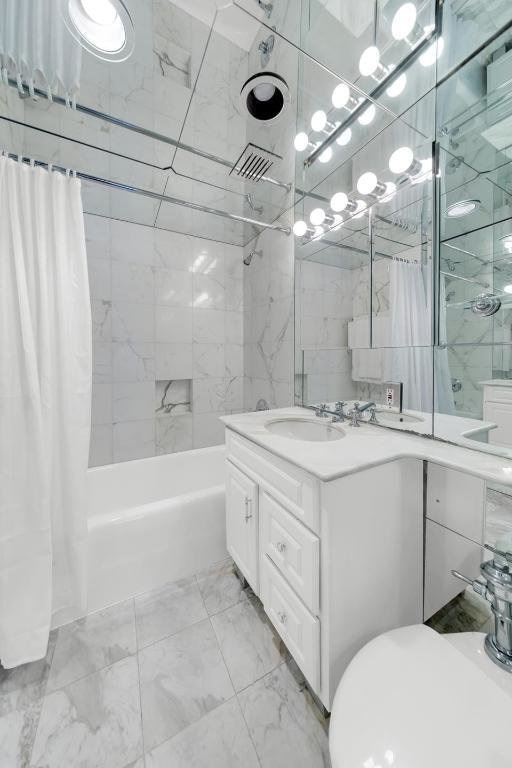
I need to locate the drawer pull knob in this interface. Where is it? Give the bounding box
[277,611,287,624]
[244,496,252,522]
[276,541,287,553]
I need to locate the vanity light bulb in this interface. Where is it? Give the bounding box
[311,110,327,132]
[332,214,344,230]
[310,207,326,226]
[503,284,512,295]
[357,171,378,195]
[330,192,348,212]
[292,220,308,237]
[389,146,414,174]
[294,132,309,151]
[386,72,407,98]
[391,2,417,40]
[313,225,325,239]
[332,82,351,109]
[336,128,352,146]
[359,46,380,77]
[319,146,333,163]
[358,104,376,126]
[420,36,444,66]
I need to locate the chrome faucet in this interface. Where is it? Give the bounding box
[348,401,376,427]
[452,543,512,672]
[331,401,346,423]
[314,403,329,418]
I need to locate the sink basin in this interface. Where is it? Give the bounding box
[264,418,345,442]
[376,410,424,425]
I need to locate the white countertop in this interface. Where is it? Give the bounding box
[221,407,512,485]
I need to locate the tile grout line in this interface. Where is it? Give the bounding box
[27,631,60,767]
[134,596,147,767]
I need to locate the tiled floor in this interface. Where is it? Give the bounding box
[0,559,331,768]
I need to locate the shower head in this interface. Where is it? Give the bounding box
[470,293,501,316]
[243,249,263,266]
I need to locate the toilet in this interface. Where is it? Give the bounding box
[329,625,512,768]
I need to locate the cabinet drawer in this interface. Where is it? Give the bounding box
[261,555,320,690]
[226,430,319,533]
[426,463,484,543]
[260,491,320,614]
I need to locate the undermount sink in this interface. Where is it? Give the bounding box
[376,410,424,425]
[264,418,345,442]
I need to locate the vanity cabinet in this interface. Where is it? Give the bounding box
[225,427,423,711]
[424,463,485,620]
[225,461,259,593]
[482,382,512,447]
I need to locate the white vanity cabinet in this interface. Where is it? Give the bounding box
[225,461,259,593]
[225,427,423,711]
[424,463,485,619]
[482,381,512,447]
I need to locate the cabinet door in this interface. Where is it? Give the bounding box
[226,460,259,593]
[424,519,482,620]
[426,463,484,543]
[483,401,512,447]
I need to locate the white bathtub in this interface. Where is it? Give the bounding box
[87,445,227,612]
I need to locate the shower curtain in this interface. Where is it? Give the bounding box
[389,259,433,412]
[0,157,91,668]
[0,0,82,103]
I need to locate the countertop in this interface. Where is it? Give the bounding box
[220,407,512,485]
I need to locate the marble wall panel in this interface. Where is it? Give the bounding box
[86,215,243,466]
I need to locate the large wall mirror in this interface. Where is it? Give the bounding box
[294,0,512,459]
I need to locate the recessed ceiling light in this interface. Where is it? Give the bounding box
[444,199,481,218]
[63,0,135,62]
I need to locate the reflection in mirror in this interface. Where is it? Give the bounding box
[434,20,512,459]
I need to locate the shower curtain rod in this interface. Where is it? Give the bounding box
[440,270,489,289]
[5,154,291,235]
[7,78,291,191]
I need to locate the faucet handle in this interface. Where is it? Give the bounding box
[451,570,489,600]
[334,401,345,411]
[315,403,328,417]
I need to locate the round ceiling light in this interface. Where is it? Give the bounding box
[240,72,290,123]
[444,199,480,218]
[64,0,135,61]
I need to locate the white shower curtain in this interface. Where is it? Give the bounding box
[390,259,433,412]
[0,0,82,102]
[0,157,91,668]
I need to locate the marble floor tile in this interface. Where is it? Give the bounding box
[426,590,491,634]
[138,619,234,751]
[144,698,259,768]
[0,633,57,768]
[31,655,142,768]
[134,577,207,649]
[47,600,137,693]
[195,558,251,616]
[211,598,285,692]
[238,663,331,768]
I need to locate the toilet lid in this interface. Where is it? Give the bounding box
[329,625,512,768]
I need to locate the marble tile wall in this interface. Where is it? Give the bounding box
[87,214,244,466]
[295,259,356,405]
[243,224,295,411]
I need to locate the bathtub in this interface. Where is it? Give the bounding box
[87,445,227,612]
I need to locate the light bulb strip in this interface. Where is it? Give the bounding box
[304,25,437,168]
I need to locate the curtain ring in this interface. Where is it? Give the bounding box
[66,168,70,178]
[30,158,35,168]
[28,78,35,99]
[47,84,53,103]
[48,163,53,174]
[16,73,24,96]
